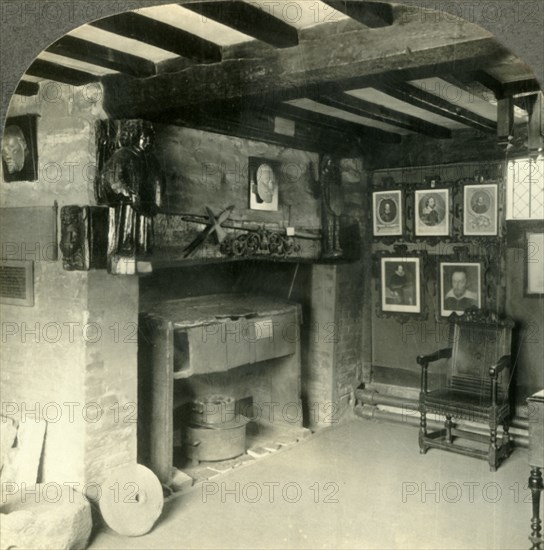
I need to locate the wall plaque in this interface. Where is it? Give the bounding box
[0,260,34,306]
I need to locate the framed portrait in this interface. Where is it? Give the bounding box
[373,190,402,236]
[440,262,482,317]
[463,183,498,236]
[1,114,39,182]
[526,232,544,295]
[415,189,449,237]
[249,157,279,211]
[381,256,421,314]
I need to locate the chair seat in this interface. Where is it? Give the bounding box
[424,389,509,421]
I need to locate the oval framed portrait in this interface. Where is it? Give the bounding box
[415,189,450,236]
[373,190,402,237]
[464,184,498,236]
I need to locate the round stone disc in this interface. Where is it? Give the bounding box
[99,464,163,537]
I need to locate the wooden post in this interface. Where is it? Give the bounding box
[527,92,544,157]
[497,97,514,149]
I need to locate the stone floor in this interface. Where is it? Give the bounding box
[89,418,533,549]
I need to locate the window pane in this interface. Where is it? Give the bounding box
[507,156,544,220]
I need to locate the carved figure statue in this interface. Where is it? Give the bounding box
[320,154,344,259]
[97,120,164,272]
[60,205,86,271]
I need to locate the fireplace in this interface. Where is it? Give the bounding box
[138,293,304,484]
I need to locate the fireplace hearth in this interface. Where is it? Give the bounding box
[138,293,304,486]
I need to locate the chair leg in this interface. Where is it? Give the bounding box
[445,415,453,444]
[489,424,498,471]
[529,467,543,550]
[503,421,512,456]
[419,403,428,454]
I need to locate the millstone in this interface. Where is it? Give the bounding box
[99,464,163,537]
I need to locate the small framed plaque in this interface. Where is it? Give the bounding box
[0,260,34,306]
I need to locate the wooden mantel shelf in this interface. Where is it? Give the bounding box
[142,293,302,328]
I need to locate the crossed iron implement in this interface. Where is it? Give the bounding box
[183,205,234,257]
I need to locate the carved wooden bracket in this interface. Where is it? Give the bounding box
[220,227,301,258]
[60,205,108,271]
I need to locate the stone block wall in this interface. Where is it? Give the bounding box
[1,84,138,487]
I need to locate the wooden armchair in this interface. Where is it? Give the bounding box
[417,309,515,471]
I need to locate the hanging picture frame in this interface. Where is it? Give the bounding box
[439,261,482,318]
[380,256,421,314]
[373,190,403,237]
[415,188,450,237]
[463,183,498,236]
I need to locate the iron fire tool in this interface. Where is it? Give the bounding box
[182,205,234,257]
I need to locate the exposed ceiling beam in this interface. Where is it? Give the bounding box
[91,12,222,63]
[444,73,527,113]
[376,81,497,133]
[315,92,452,138]
[46,35,156,78]
[156,97,397,148]
[184,1,299,48]
[160,109,351,154]
[271,102,401,143]
[470,70,541,99]
[440,75,496,103]
[25,59,98,86]
[15,80,39,96]
[101,9,505,119]
[321,1,394,27]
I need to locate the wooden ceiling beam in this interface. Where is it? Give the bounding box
[91,12,222,63]
[470,70,541,99]
[321,1,394,28]
[160,109,350,154]
[270,102,401,143]
[445,73,524,112]
[440,74,496,103]
[15,80,39,96]
[101,10,506,119]
[315,92,451,138]
[376,81,497,133]
[25,59,98,86]
[46,35,156,78]
[184,1,299,48]
[471,70,507,99]
[155,101,368,155]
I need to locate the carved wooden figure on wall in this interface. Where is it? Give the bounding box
[96,120,164,274]
[320,154,344,259]
[60,205,109,271]
[60,205,87,271]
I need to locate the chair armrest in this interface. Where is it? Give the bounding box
[489,355,511,378]
[417,348,452,367]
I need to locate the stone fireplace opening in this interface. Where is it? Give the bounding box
[136,259,358,488]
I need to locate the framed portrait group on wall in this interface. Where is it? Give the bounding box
[380,256,483,319]
[372,183,499,239]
